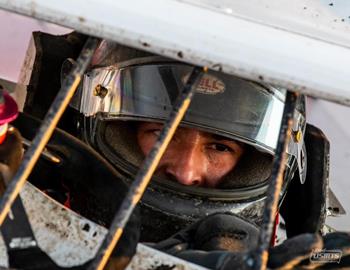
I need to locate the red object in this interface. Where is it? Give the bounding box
[0,124,8,144]
[0,135,6,145]
[0,90,19,144]
[63,193,71,209]
[0,91,18,125]
[270,210,280,247]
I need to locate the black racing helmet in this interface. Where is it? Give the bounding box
[71,40,307,241]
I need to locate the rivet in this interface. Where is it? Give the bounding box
[93,84,108,98]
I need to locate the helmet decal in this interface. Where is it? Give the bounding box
[182,73,225,95]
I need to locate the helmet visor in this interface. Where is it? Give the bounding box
[79,62,285,153]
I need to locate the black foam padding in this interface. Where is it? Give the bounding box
[280,123,329,237]
[23,31,87,136]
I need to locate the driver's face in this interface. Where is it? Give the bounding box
[137,122,245,188]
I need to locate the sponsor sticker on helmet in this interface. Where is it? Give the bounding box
[183,74,225,94]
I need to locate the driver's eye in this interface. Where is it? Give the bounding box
[210,143,233,152]
[152,130,161,136]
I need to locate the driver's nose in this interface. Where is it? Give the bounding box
[163,133,206,186]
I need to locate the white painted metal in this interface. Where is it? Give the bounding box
[183,0,350,48]
[126,244,209,270]
[0,183,210,269]
[1,0,350,105]
[10,183,107,267]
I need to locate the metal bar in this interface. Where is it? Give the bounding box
[21,136,61,164]
[2,1,350,106]
[89,67,205,270]
[252,91,297,270]
[0,37,99,226]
